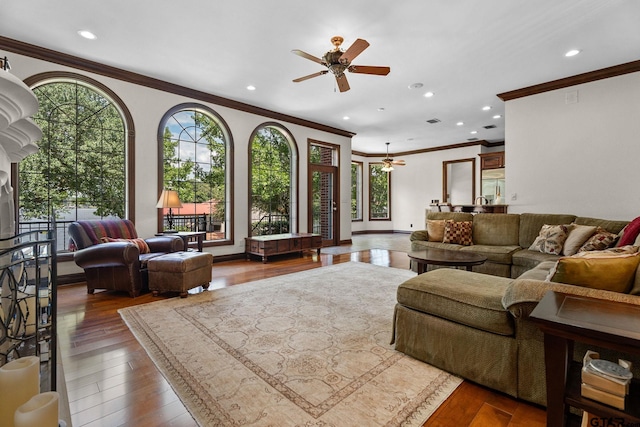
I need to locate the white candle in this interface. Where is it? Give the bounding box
[0,356,40,427]
[14,392,59,427]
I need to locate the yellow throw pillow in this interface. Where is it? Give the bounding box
[427,220,446,242]
[546,252,640,293]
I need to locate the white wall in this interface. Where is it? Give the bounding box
[505,71,640,220]
[353,144,483,234]
[7,53,352,274]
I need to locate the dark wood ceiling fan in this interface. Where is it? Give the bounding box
[291,36,390,92]
[382,142,406,172]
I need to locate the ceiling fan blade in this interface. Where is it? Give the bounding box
[348,65,391,75]
[340,38,369,64]
[392,160,406,166]
[293,70,328,82]
[335,74,350,92]
[291,49,324,65]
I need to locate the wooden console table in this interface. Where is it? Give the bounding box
[530,291,640,427]
[245,233,321,263]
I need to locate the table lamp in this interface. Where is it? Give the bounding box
[156,189,182,233]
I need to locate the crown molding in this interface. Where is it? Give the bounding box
[497,59,640,101]
[352,140,504,158]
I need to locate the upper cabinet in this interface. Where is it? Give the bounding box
[479,151,505,170]
[479,151,505,205]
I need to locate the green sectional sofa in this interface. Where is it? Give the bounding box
[394,211,640,406]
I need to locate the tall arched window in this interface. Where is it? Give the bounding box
[249,125,298,236]
[20,73,131,253]
[159,104,232,243]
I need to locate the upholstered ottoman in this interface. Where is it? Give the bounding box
[147,251,213,298]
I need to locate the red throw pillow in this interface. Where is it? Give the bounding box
[100,237,150,254]
[617,216,640,247]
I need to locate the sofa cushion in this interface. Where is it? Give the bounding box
[397,269,514,336]
[562,224,597,256]
[472,214,520,246]
[578,227,618,252]
[528,224,569,255]
[427,219,446,242]
[618,216,640,247]
[518,213,577,249]
[443,220,473,245]
[574,217,629,235]
[546,252,640,293]
[516,261,557,281]
[512,249,560,269]
[460,244,521,265]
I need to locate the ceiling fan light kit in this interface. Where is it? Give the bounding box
[292,36,390,92]
[381,142,406,172]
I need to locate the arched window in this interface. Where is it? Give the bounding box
[159,104,232,243]
[20,73,131,253]
[249,124,298,236]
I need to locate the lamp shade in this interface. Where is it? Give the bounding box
[156,189,182,209]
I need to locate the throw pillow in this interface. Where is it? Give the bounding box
[101,236,151,254]
[442,220,473,246]
[562,224,597,256]
[617,216,640,247]
[528,224,568,255]
[546,252,640,293]
[427,220,446,242]
[578,227,617,252]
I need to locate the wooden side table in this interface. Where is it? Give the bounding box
[156,231,206,252]
[529,291,640,427]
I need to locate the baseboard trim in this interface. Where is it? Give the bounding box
[352,230,411,235]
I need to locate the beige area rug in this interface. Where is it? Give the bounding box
[119,262,462,426]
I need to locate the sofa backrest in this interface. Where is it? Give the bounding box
[69,219,139,250]
[518,213,577,249]
[425,211,473,226]
[574,216,628,235]
[473,213,520,246]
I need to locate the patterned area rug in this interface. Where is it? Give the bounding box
[119,262,461,426]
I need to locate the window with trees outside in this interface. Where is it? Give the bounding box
[160,104,231,242]
[19,77,128,253]
[369,163,390,220]
[351,161,363,221]
[250,125,297,236]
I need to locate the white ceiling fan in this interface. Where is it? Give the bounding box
[381,142,406,172]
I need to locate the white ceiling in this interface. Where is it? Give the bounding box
[2,0,639,154]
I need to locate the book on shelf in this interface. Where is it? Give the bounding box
[580,350,632,410]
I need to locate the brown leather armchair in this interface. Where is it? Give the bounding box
[68,219,184,297]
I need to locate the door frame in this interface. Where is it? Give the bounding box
[307,140,340,247]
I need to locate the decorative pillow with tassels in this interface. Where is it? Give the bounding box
[100,236,150,254]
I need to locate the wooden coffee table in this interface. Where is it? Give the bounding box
[407,247,487,274]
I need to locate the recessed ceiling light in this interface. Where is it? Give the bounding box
[565,49,580,57]
[343,116,350,120]
[482,106,491,111]
[77,30,97,40]
[424,91,434,98]
[409,83,423,89]
[493,114,502,119]
[377,107,385,112]
[246,85,256,91]
[470,130,478,135]
[456,122,464,126]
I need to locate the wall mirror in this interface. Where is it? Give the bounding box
[442,158,476,205]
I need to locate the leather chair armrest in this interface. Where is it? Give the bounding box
[74,242,139,269]
[145,235,184,252]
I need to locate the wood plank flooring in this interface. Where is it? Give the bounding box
[57,240,546,427]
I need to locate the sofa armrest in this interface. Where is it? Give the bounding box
[502,278,640,319]
[74,241,140,269]
[145,235,184,252]
[410,230,428,242]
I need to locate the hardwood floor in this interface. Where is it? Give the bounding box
[57,238,546,427]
